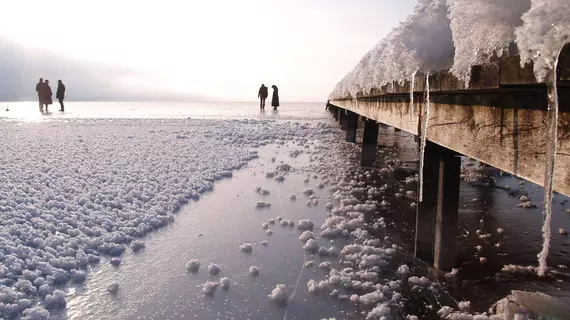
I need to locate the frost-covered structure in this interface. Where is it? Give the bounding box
[329,0,568,99]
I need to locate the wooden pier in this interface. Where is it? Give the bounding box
[327,44,570,270]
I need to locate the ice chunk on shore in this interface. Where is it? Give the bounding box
[240,243,253,253]
[268,284,288,303]
[201,281,219,296]
[249,266,260,276]
[256,201,271,208]
[220,277,230,290]
[208,263,220,275]
[303,239,319,253]
[107,283,120,294]
[297,219,314,231]
[186,259,200,273]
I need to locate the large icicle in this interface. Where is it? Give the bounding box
[410,70,417,119]
[538,62,560,277]
[418,73,430,203]
[513,0,569,277]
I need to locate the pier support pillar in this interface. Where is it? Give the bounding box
[414,142,439,263]
[414,141,460,269]
[434,151,461,270]
[345,111,358,143]
[360,119,379,167]
[339,109,348,130]
[333,106,339,121]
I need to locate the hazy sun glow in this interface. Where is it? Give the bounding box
[1,0,416,101]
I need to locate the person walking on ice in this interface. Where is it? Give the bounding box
[42,80,53,112]
[56,80,66,112]
[258,84,268,109]
[271,85,279,110]
[36,78,44,112]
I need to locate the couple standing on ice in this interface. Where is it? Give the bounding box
[36,78,66,113]
[257,84,279,110]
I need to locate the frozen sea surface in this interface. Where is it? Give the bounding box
[2,103,570,319]
[1,101,329,121]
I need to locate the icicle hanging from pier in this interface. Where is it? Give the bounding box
[537,60,560,277]
[410,71,417,119]
[418,73,430,203]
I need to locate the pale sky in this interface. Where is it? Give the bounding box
[0,0,417,101]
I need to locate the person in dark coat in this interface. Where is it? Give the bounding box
[42,80,53,112]
[258,84,268,109]
[271,85,279,110]
[56,80,66,112]
[36,78,44,112]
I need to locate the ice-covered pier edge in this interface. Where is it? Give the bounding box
[327,0,569,273]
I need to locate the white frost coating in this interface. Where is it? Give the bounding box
[186,259,200,273]
[515,0,570,82]
[268,284,288,303]
[208,263,220,276]
[447,0,530,83]
[329,0,453,99]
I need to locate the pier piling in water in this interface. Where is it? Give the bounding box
[345,111,358,142]
[360,118,379,167]
[434,147,461,270]
[414,141,460,269]
[339,109,348,130]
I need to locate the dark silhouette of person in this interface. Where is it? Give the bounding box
[36,78,44,112]
[56,80,66,111]
[258,84,268,109]
[271,85,279,110]
[42,80,53,112]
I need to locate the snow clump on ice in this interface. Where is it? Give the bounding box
[208,263,221,276]
[186,259,200,273]
[249,266,260,276]
[268,284,288,304]
[201,281,219,296]
[240,243,253,253]
[220,277,230,290]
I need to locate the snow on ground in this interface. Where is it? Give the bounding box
[0,118,335,319]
